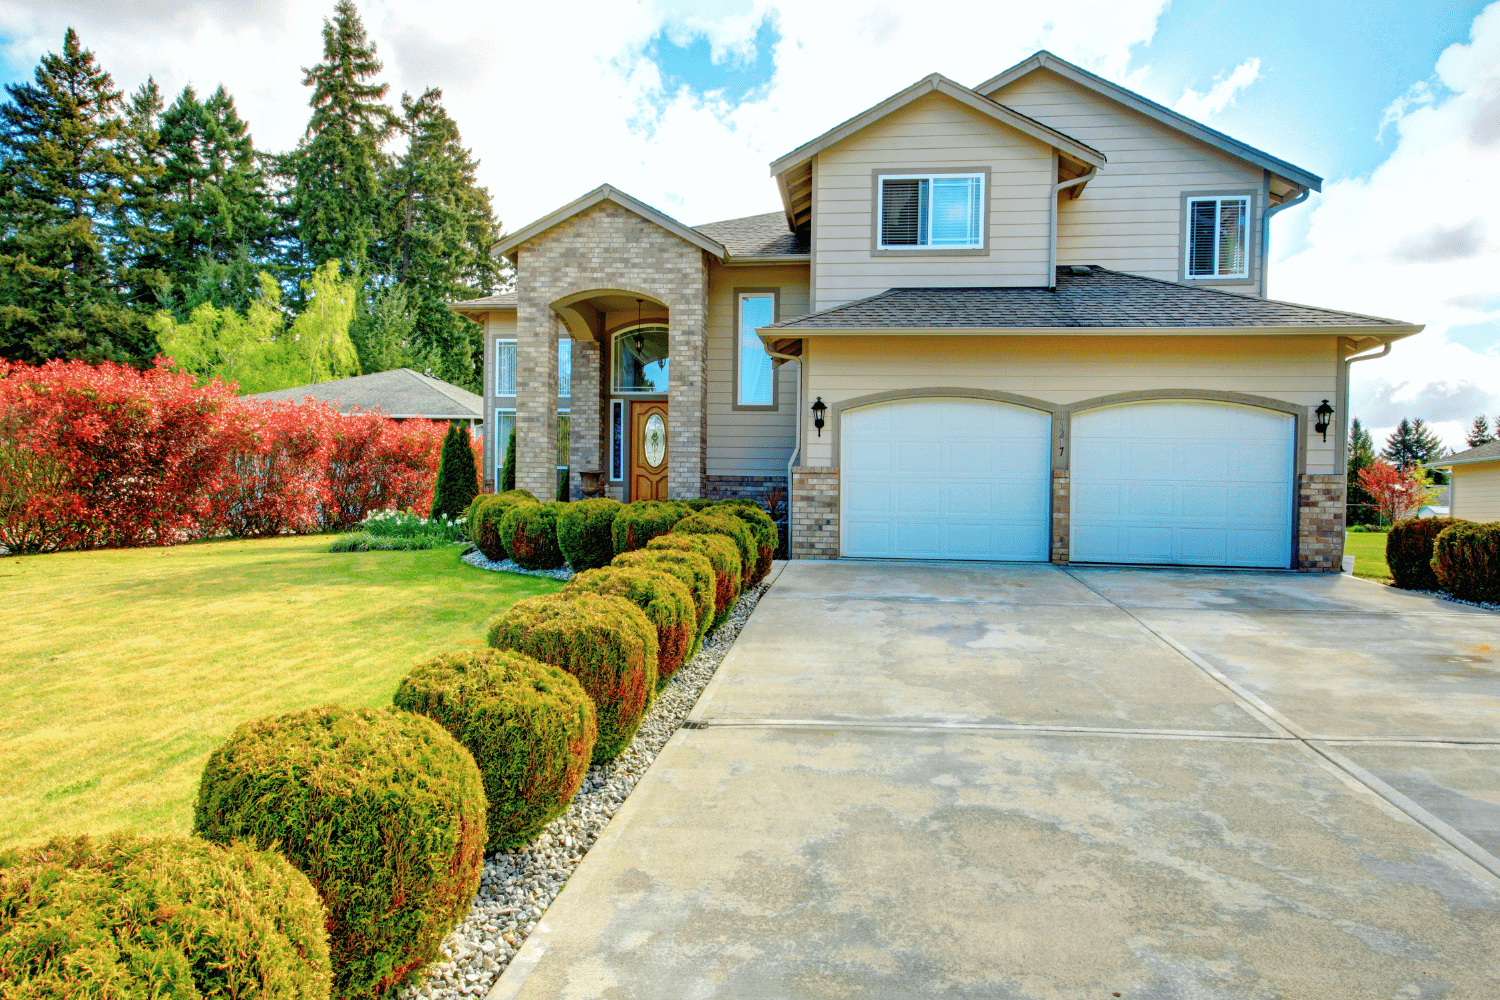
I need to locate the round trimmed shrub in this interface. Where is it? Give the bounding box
[470,491,538,560]
[612,548,714,656]
[557,497,623,572]
[395,649,596,851]
[487,593,657,762]
[716,500,777,585]
[677,498,718,512]
[194,705,486,1000]
[672,511,756,589]
[566,567,696,685]
[1432,521,1500,603]
[647,533,741,629]
[611,500,690,554]
[1387,517,1466,591]
[0,834,331,999]
[500,500,568,569]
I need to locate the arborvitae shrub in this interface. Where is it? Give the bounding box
[502,428,517,491]
[677,498,717,512]
[715,500,777,585]
[469,492,537,561]
[1432,522,1500,603]
[566,567,696,686]
[430,424,479,522]
[487,593,656,762]
[557,497,623,572]
[0,834,331,999]
[500,500,568,569]
[672,512,756,590]
[611,500,690,554]
[647,533,741,629]
[194,705,486,1000]
[1387,518,1464,591]
[612,548,715,656]
[394,649,596,851]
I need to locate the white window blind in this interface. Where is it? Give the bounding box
[1186,197,1249,278]
[558,340,572,398]
[879,174,983,249]
[496,340,517,395]
[737,293,775,406]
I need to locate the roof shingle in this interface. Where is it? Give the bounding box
[692,212,808,258]
[242,368,481,419]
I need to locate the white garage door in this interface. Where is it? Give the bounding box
[1070,400,1294,568]
[841,397,1052,561]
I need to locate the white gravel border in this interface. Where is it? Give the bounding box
[395,569,777,1000]
[460,545,575,581]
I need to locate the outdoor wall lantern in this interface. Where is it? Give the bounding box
[1314,399,1335,441]
[811,396,827,436]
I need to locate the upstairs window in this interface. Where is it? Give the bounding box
[878,173,983,249]
[1186,196,1250,279]
[495,340,516,396]
[736,292,776,408]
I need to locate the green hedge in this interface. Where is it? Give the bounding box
[566,567,696,686]
[194,705,486,1000]
[395,649,596,851]
[469,491,537,561]
[611,500,690,555]
[500,500,568,569]
[612,548,714,656]
[557,497,623,572]
[715,500,777,586]
[1432,522,1500,604]
[676,498,718,512]
[487,593,657,763]
[647,533,741,629]
[672,512,755,590]
[1387,518,1465,591]
[0,834,331,1000]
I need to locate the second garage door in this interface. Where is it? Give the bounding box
[1070,400,1295,568]
[841,397,1052,561]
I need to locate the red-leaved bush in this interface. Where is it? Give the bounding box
[0,357,450,553]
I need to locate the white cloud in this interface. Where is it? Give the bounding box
[1273,1,1500,453]
[1172,57,1261,121]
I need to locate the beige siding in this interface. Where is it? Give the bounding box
[987,69,1266,291]
[1452,462,1500,522]
[799,334,1340,473]
[705,262,809,477]
[813,91,1055,310]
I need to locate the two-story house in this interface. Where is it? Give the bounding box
[451,50,1420,571]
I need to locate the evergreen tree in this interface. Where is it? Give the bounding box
[1466,415,1495,448]
[1381,417,1445,468]
[1346,417,1377,525]
[0,28,149,362]
[502,428,516,491]
[286,0,394,282]
[112,77,170,310]
[349,282,431,374]
[429,422,478,520]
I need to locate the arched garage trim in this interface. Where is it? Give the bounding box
[828,388,1062,468]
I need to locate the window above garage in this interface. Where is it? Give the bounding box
[1182,192,1254,284]
[873,168,989,256]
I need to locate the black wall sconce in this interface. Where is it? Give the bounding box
[1314,399,1334,441]
[811,396,827,436]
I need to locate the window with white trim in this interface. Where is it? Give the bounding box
[878,173,983,249]
[495,340,516,396]
[494,408,515,484]
[1186,196,1250,279]
[610,400,624,481]
[737,292,775,407]
[558,340,572,398]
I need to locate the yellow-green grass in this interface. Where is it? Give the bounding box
[0,536,561,849]
[1344,531,1391,584]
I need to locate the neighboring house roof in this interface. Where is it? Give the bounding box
[1430,441,1500,468]
[450,291,516,320]
[763,267,1420,335]
[973,50,1322,193]
[242,368,482,420]
[692,211,809,260]
[493,184,728,261]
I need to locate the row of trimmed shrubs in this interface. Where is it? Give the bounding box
[0,496,775,999]
[1385,517,1500,603]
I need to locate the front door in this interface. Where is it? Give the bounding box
[631,401,669,500]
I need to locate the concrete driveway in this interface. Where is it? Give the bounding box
[493,561,1500,999]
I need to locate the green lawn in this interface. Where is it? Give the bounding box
[1,536,561,849]
[1344,531,1391,583]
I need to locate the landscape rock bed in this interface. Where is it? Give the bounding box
[395,573,774,1000]
[460,545,575,581]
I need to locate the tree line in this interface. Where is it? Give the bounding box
[0,0,505,394]
[1344,414,1500,524]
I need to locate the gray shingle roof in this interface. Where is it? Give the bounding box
[450,292,517,309]
[692,212,808,258]
[1431,441,1500,467]
[241,368,481,419]
[767,267,1415,331]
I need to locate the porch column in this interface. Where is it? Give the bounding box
[568,337,602,499]
[667,259,709,498]
[515,299,558,499]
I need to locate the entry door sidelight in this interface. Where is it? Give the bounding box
[630,401,669,500]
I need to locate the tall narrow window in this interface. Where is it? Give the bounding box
[610,400,625,481]
[1186,196,1250,279]
[494,408,515,484]
[878,173,983,249]
[558,339,572,398]
[737,292,776,407]
[496,340,517,395]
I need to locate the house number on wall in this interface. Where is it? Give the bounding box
[644,414,667,467]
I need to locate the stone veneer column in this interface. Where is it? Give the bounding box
[791,467,839,559]
[1050,470,1070,565]
[1297,473,1345,572]
[668,271,709,499]
[568,339,601,498]
[514,300,557,498]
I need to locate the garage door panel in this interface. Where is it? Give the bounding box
[895,481,940,515]
[1127,441,1174,477]
[1179,443,1230,478]
[1179,486,1229,519]
[897,441,941,476]
[1125,485,1172,518]
[844,439,891,474]
[846,482,891,514]
[897,520,941,556]
[1178,528,1228,564]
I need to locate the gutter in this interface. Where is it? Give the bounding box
[1338,338,1393,471]
[765,346,802,558]
[1048,166,1098,290]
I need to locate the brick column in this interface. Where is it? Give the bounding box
[1050,469,1070,565]
[568,338,601,499]
[667,262,709,499]
[1298,473,1346,572]
[791,466,839,559]
[514,301,558,499]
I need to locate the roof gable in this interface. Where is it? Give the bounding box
[493,184,728,260]
[975,51,1321,192]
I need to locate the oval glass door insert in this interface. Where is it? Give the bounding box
[644,414,667,467]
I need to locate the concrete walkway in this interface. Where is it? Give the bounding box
[492,561,1500,999]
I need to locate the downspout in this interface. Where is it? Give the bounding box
[1259,186,1310,297]
[1339,338,1392,529]
[767,345,801,558]
[1049,166,1098,289]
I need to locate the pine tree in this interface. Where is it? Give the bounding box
[430,423,479,520]
[1381,417,1445,468]
[286,0,395,282]
[112,77,170,310]
[0,28,149,362]
[502,428,517,491]
[1466,415,1495,448]
[1346,417,1377,525]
